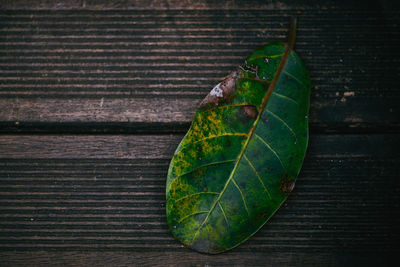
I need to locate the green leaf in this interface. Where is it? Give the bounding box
[166,18,311,254]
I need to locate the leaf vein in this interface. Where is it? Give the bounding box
[283,70,306,88]
[174,192,219,204]
[207,103,259,112]
[178,210,209,223]
[272,91,299,106]
[254,133,286,172]
[180,133,248,150]
[266,109,297,141]
[243,154,272,200]
[232,178,250,216]
[176,159,236,178]
[218,201,229,227]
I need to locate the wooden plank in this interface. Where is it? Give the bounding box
[0,97,398,133]
[0,135,398,261]
[0,251,395,267]
[0,135,180,159]
[1,0,398,10]
[0,1,398,266]
[0,10,399,131]
[0,134,398,159]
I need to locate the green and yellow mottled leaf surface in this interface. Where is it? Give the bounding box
[166,21,311,254]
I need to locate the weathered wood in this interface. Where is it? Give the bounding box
[0,9,399,132]
[0,0,398,265]
[0,135,398,260]
[0,97,398,134]
[0,134,398,159]
[0,0,398,10]
[0,251,395,267]
[0,134,180,159]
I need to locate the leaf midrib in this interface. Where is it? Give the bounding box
[189,42,295,245]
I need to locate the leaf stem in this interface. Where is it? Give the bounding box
[287,16,297,50]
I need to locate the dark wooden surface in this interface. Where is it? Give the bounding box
[0,0,399,266]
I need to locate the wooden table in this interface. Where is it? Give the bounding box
[0,1,399,266]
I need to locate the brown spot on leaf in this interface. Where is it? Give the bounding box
[199,70,241,108]
[255,209,269,221]
[279,174,296,193]
[237,105,258,123]
[193,168,205,180]
[243,105,258,119]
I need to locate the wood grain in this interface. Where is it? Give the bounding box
[0,251,395,267]
[1,0,398,10]
[0,0,399,266]
[0,134,398,159]
[0,9,399,132]
[0,135,398,257]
